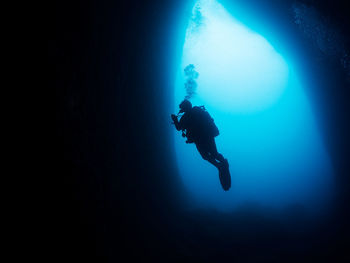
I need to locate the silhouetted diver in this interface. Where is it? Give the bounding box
[171,99,231,190]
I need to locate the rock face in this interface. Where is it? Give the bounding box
[53,0,350,261]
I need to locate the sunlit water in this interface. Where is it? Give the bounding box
[173,0,334,213]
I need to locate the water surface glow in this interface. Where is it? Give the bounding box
[174,0,333,213]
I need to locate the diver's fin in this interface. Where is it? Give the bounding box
[219,159,231,191]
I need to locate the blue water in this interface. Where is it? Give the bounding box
[172,0,334,213]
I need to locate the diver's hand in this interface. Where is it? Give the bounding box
[171,114,177,122]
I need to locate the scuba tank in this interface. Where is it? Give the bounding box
[192,106,220,138]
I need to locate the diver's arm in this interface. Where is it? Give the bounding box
[171,114,182,131]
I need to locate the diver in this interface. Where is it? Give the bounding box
[171,100,230,186]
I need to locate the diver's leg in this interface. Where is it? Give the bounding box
[208,137,225,163]
[196,142,221,169]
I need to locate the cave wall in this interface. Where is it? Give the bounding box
[54,0,188,260]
